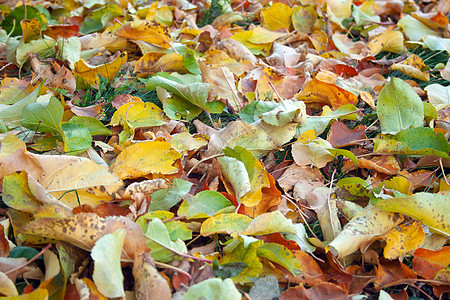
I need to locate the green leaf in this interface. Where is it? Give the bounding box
[396,127,450,154]
[91,229,125,298]
[296,104,359,137]
[144,218,187,263]
[242,211,297,236]
[21,97,63,133]
[56,36,81,69]
[61,122,92,155]
[239,100,277,123]
[374,127,450,159]
[182,278,241,300]
[149,178,192,212]
[256,243,302,276]
[213,260,248,279]
[0,84,42,129]
[69,116,111,136]
[137,211,192,241]
[183,48,201,75]
[8,246,41,261]
[219,237,263,283]
[372,192,450,238]
[146,73,224,113]
[201,214,253,236]
[79,5,122,34]
[377,77,424,134]
[178,190,235,219]
[156,86,204,120]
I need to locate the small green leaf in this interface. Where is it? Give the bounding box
[146,73,224,114]
[145,218,187,263]
[183,48,201,75]
[61,122,92,155]
[256,243,302,276]
[149,178,192,212]
[21,97,63,133]
[68,116,111,136]
[178,190,235,219]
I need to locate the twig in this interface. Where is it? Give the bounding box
[6,244,52,275]
[145,234,213,264]
[186,153,224,177]
[268,82,288,109]
[154,261,192,281]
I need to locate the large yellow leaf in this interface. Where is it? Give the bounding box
[261,2,292,31]
[115,20,171,49]
[382,221,425,260]
[110,138,181,180]
[74,52,128,87]
[109,102,166,128]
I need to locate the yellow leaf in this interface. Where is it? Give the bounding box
[261,2,292,31]
[368,30,405,55]
[201,214,253,236]
[115,20,172,49]
[390,54,430,81]
[110,138,181,180]
[382,221,425,260]
[20,18,42,44]
[109,102,166,128]
[74,52,128,87]
[384,176,412,195]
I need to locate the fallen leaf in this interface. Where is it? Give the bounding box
[110,138,181,180]
[91,229,126,298]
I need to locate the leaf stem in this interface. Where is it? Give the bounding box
[6,244,52,275]
[154,261,192,281]
[144,234,213,264]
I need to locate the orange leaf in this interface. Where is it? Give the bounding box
[413,246,450,280]
[115,20,172,49]
[297,78,359,109]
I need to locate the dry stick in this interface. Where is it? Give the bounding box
[186,153,224,177]
[223,71,243,110]
[326,169,338,237]
[23,0,27,19]
[6,243,52,275]
[268,82,288,109]
[154,261,192,281]
[144,234,213,264]
[205,110,218,130]
[282,194,325,264]
[439,158,449,185]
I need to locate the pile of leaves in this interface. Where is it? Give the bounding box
[0,0,449,299]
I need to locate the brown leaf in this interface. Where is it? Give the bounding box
[327,121,365,148]
[296,78,359,109]
[280,282,349,300]
[373,258,417,290]
[133,251,171,300]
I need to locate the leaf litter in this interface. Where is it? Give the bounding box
[0,0,449,299]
